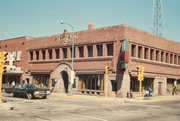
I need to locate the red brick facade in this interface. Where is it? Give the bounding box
[0,25,180,98]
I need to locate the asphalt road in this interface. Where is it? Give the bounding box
[0,93,180,121]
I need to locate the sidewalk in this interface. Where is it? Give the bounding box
[50,93,180,102]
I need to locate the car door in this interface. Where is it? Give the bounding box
[20,84,27,96]
[13,84,20,96]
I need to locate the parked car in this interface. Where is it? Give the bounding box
[2,84,13,92]
[4,84,50,99]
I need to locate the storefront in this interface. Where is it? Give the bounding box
[78,74,104,94]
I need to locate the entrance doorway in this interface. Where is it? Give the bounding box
[61,71,69,93]
[158,82,162,95]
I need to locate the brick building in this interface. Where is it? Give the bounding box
[0,24,180,98]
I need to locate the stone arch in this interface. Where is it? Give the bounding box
[50,62,72,93]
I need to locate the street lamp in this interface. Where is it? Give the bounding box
[60,21,74,96]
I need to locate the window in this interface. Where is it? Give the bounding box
[97,45,103,56]
[150,49,154,60]
[30,51,33,60]
[78,74,104,91]
[170,54,173,64]
[12,51,17,60]
[138,46,142,58]
[87,45,93,57]
[63,48,67,59]
[166,53,169,63]
[156,50,159,61]
[174,55,177,64]
[144,48,148,59]
[48,49,52,59]
[32,74,50,88]
[70,47,75,58]
[78,46,84,58]
[17,51,22,61]
[131,44,136,57]
[161,51,164,62]
[42,50,45,60]
[55,49,60,59]
[36,51,39,60]
[107,43,113,56]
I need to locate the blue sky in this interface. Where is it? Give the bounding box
[0,0,180,42]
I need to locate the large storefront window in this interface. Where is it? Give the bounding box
[130,77,153,92]
[167,78,174,91]
[78,74,104,91]
[32,74,50,88]
[3,75,21,84]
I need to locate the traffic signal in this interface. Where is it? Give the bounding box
[137,66,141,74]
[0,51,8,73]
[137,66,144,81]
[0,51,8,64]
[3,65,7,73]
[105,66,109,74]
[2,51,8,64]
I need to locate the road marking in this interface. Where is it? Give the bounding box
[64,113,108,121]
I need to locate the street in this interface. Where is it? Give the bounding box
[0,93,180,121]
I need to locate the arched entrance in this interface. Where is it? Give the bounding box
[50,62,73,94]
[61,71,69,93]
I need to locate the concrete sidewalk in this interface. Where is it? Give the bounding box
[50,93,180,102]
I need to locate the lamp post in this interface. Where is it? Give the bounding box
[60,21,74,96]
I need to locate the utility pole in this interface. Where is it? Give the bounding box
[152,0,164,37]
[105,66,109,99]
[137,66,144,100]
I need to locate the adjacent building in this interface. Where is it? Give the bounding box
[1,24,180,97]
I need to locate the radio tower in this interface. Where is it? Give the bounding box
[152,0,164,37]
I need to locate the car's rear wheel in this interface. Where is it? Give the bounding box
[26,93,33,99]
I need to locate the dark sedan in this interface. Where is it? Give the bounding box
[5,84,50,99]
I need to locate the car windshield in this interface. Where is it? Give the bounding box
[25,84,37,89]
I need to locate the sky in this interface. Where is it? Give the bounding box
[0,0,180,42]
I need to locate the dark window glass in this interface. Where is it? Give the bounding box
[42,50,45,60]
[97,45,103,56]
[63,48,67,59]
[70,47,75,58]
[170,54,173,64]
[55,49,60,59]
[78,74,104,91]
[156,50,159,61]
[144,48,148,59]
[166,53,169,63]
[30,51,33,60]
[150,49,154,60]
[138,46,142,58]
[48,50,52,59]
[36,51,39,60]
[87,45,93,57]
[78,46,84,58]
[161,52,164,62]
[107,44,113,56]
[174,55,177,64]
[131,45,136,57]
